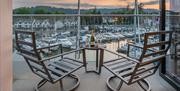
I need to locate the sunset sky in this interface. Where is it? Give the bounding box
[13,0,170,9]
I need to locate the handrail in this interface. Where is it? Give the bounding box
[41,48,84,62]
[12,14,180,17]
[127,42,157,52]
[13,14,160,17]
[101,48,140,63]
[36,44,62,51]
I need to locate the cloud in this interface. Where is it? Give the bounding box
[13,0,165,9]
[14,1,126,9]
[128,0,159,6]
[142,0,159,5]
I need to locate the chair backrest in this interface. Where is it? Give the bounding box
[128,31,173,84]
[15,31,41,60]
[15,31,53,82]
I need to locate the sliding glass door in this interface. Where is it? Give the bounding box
[160,0,180,90]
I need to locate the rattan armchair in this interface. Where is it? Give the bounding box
[103,31,173,91]
[15,31,85,91]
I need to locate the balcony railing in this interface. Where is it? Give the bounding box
[12,14,180,52]
[13,14,180,87]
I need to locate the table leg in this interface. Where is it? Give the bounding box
[99,49,104,74]
[82,49,87,72]
[96,50,99,70]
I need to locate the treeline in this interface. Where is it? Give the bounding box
[81,7,103,25]
[13,5,159,14]
[13,7,65,14]
[13,6,159,26]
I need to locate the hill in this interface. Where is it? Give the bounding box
[13,6,159,14]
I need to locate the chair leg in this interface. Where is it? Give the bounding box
[35,74,80,91]
[59,79,64,91]
[68,74,80,91]
[106,75,123,91]
[58,74,80,91]
[35,79,48,91]
[117,80,123,91]
[137,79,151,91]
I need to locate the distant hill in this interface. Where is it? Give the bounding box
[13,6,159,14]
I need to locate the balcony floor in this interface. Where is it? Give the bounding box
[13,60,176,91]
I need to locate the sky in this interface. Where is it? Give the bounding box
[13,0,170,9]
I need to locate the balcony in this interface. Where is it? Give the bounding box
[12,14,179,91]
[1,0,180,91]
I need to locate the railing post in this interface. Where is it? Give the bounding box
[160,0,166,74]
[99,49,104,74]
[75,0,81,59]
[82,49,87,71]
[31,15,33,32]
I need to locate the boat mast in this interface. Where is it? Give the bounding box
[76,0,81,58]
[77,0,80,49]
[134,0,140,43]
[137,0,140,44]
[134,0,137,43]
[133,0,138,58]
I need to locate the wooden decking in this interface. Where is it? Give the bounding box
[13,61,176,91]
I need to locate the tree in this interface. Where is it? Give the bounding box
[34,8,47,14]
[14,7,31,14]
[13,6,66,14]
[111,10,134,25]
[92,6,97,14]
[126,4,130,11]
[53,11,65,14]
[138,3,144,14]
[82,6,103,25]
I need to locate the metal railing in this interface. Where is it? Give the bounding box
[13,14,180,51]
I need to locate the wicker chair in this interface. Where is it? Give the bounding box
[15,31,85,91]
[103,31,173,91]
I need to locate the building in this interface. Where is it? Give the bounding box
[0,0,180,91]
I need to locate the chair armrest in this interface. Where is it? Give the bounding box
[36,44,62,51]
[102,48,140,63]
[127,42,156,53]
[127,42,143,49]
[41,48,84,62]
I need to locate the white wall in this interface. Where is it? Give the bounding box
[0,0,12,91]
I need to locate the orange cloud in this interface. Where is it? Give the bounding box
[143,2,169,10]
[14,0,169,9]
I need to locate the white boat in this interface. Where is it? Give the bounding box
[103,33,112,40]
[58,38,72,47]
[116,44,128,53]
[106,33,119,40]
[123,32,134,38]
[96,34,106,42]
[68,36,76,44]
[113,33,125,39]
